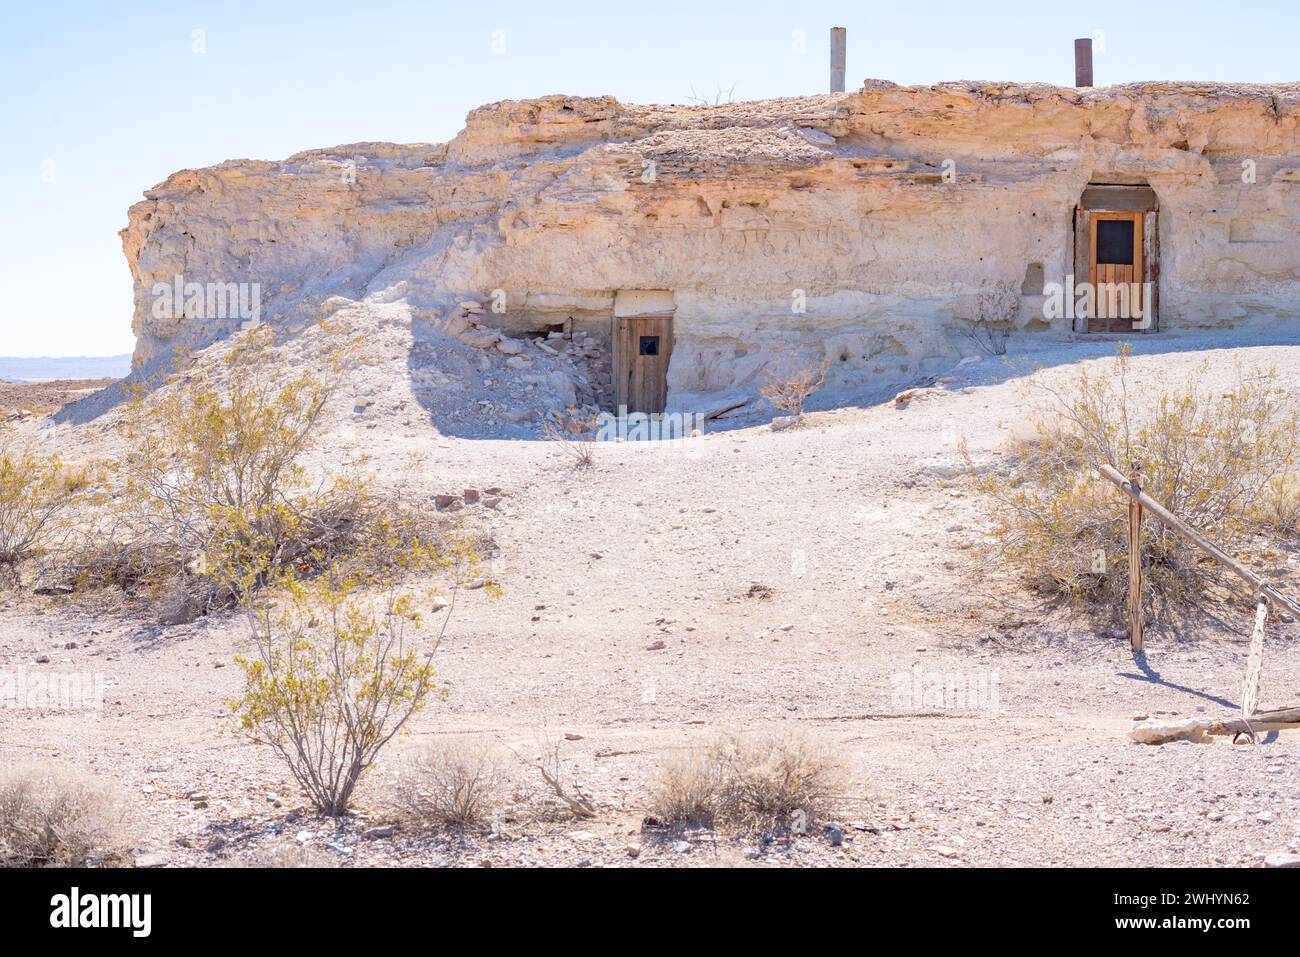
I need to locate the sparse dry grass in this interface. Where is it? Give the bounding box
[0,766,131,867]
[395,743,503,833]
[542,407,600,468]
[650,733,843,834]
[649,751,721,827]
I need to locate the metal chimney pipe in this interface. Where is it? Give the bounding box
[830,27,846,93]
[1074,37,1093,87]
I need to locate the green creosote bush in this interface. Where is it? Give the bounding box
[969,344,1300,611]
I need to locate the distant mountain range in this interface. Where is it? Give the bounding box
[0,355,131,383]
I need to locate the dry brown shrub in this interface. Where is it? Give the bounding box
[649,733,843,834]
[0,766,131,867]
[395,743,503,833]
[542,407,601,468]
[648,751,722,827]
[761,358,829,419]
[958,281,1018,357]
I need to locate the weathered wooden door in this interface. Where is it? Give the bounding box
[612,314,673,414]
[1088,211,1145,332]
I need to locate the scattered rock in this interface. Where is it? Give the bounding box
[460,328,501,350]
[1264,852,1300,868]
[824,822,845,846]
[34,583,74,596]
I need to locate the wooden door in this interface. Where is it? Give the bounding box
[1088,211,1145,332]
[612,314,673,414]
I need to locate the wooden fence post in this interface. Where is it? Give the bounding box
[1127,464,1144,652]
[1242,593,1268,719]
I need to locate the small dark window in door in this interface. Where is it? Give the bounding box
[639,335,660,356]
[1096,219,1134,265]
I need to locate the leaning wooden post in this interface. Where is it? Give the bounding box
[1127,463,1144,652]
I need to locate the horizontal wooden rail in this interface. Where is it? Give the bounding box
[1132,705,1300,744]
[1097,463,1300,622]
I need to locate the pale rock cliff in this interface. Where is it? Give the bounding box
[120,80,1300,415]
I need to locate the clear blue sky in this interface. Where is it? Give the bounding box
[2,0,1297,357]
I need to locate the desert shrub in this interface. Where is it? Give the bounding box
[648,751,722,827]
[1252,474,1300,536]
[973,346,1300,608]
[710,733,843,833]
[395,743,502,832]
[74,323,443,615]
[959,282,1018,357]
[0,766,130,867]
[649,733,842,834]
[541,407,600,468]
[115,325,337,594]
[229,544,463,816]
[761,358,829,420]
[0,434,94,584]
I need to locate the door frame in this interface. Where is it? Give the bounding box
[1088,211,1145,332]
[1072,185,1160,333]
[611,313,674,414]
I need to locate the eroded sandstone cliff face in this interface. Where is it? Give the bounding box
[121,80,1300,411]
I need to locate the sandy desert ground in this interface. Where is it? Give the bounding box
[6,329,1300,867]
